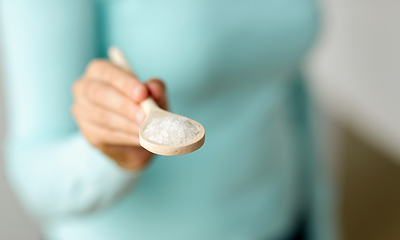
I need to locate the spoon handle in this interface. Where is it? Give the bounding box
[140,98,158,115]
[108,46,135,73]
[108,46,159,115]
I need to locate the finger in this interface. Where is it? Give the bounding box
[83,80,146,125]
[86,59,148,102]
[80,121,140,147]
[75,99,140,135]
[145,78,168,110]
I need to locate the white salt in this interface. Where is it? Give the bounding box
[143,116,199,145]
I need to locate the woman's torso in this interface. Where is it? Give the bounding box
[46,0,319,239]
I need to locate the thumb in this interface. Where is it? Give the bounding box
[145,78,168,110]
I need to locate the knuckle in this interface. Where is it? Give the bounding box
[121,78,135,92]
[72,80,83,95]
[87,83,103,101]
[87,59,104,72]
[102,68,116,84]
[119,100,133,115]
[94,108,109,122]
[87,59,112,79]
[90,59,114,80]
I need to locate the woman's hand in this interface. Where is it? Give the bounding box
[72,59,167,170]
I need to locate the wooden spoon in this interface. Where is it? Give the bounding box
[108,47,205,156]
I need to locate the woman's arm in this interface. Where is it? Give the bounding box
[0,0,140,221]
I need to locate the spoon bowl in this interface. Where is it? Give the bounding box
[108,47,205,156]
[139,98,205,156]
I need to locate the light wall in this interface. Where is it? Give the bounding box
[308,0,400,160]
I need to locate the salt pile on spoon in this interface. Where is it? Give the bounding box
[143,116,199,145]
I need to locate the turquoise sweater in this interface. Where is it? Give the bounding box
[0,0,337,239]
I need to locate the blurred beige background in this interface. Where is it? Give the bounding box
[308,0,400,239]
[1,0,400,239]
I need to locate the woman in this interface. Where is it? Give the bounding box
[0,0,337,239]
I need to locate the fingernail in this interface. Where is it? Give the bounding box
[133,85,146,101]
[136,112,145,125]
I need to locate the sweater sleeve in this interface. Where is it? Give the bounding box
[0,0,140,221]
